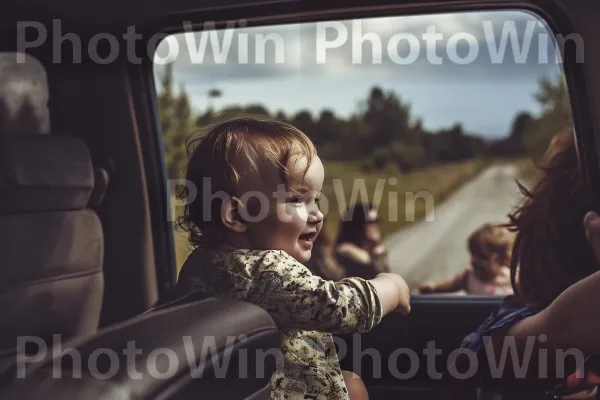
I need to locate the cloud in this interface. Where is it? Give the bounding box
[154,9,565,85]
[151,10,566,138]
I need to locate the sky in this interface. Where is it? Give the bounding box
[153,9,569,139]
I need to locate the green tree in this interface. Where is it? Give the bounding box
[337,115,371,160]
[291,110,315,141]
[508,111,534,153]
[314,109,340,147]
[361,87,414,150]
[196,108,215,127]
[244,104,270,117]
[522,74,573,155]
[275,110,288,122]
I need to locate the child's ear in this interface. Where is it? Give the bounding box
[220,196,248,233]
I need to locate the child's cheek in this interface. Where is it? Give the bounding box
[276,203,295,224]
[278,204,307,224]
[296,206,308,222]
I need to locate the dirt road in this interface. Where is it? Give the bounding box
[385,164,525,292]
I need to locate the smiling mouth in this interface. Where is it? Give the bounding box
[299,232,318,243]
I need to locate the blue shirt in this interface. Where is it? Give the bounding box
[458,297,598,399]
[461,297,541,354]
[458,297,545,400]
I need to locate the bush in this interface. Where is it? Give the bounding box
[371,147,391,170]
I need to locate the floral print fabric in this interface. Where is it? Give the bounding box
[177,247,383,399]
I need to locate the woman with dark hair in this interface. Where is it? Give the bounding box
[334,203,390,280]
[446,128,600,399]
[504,129,599,307]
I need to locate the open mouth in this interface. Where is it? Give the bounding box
[299,232,318,243]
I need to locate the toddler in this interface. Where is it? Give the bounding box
[419,223,514,295]
[169,117,411,399]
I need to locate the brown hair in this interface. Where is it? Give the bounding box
[507,128,598,307]
[468,223,514,266]
[176,116,316,247]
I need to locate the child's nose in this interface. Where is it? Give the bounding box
[308,204,323,223]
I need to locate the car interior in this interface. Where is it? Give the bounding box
[0,0,599,399]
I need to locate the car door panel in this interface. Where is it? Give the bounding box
[336,296,503,399]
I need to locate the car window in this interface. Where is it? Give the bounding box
[0,52,50,134]
[154,10,573,296]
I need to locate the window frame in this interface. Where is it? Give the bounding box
[131,1,598,301]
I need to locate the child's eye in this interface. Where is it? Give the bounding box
[288,196,304,204]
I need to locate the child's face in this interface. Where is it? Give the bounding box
[245,154,325,263]
[471,254,504,281]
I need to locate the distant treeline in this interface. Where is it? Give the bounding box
[158,63,572,179]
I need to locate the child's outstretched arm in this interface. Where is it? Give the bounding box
[370,273,411,315]
[419,269,468,294]
[242,250,410,334]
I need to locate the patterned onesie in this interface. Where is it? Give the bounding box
[175,246,383,400]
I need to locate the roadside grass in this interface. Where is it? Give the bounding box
[169,158,494,270]
[318,158,492,241]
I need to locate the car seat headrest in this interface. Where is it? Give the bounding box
[0,134,94,213]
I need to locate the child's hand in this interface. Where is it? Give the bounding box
[394,275,411,316]
[419,283,435,294]
[372,273,411,316]
[584,211,600,261]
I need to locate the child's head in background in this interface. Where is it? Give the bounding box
[468,223,515,282]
